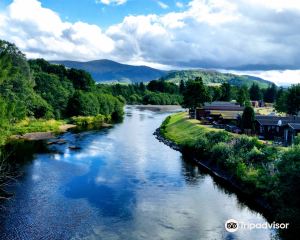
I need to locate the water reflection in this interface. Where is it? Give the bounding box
[0,106,277,240]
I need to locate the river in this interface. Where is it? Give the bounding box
[0,106,277,240]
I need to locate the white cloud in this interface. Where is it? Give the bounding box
[176,2,184,8]
[95,0,127,5]
[228,70,300,86]
[0,0,115,60]
[158,1,169,9]
[1,0,300,85]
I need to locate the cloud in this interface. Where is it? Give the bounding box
[1,0,300,85]
[95,0,127,5]
[0,0,115,60]
[158,1,169,9]
[176,2,184,8]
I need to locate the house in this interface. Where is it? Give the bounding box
[255,115,300,145]
[196,101,244,124]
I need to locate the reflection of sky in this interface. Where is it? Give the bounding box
[0,107,276,240]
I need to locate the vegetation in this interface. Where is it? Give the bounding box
[275,84,300,115]
[160,70,272,88]
[96,80,183,105]
[241,106,256,131]
[0,40,125,190]
[161,112,300,239]
[182,77,210,111]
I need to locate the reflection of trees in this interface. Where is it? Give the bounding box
[180,155,205,185]
[181,154,272,221]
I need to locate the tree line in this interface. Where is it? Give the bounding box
[0,40,124,144]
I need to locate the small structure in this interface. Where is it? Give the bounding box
[196,101,244,124]
[255,115,300,145]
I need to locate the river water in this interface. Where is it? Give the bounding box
[0,106,277,240]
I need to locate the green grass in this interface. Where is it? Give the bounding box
[11,118,66,135]
[162,112,222,145]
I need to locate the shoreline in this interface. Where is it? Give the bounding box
[153,127,274,219]
[10,124,77,141]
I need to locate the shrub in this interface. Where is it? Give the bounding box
[211,142,233,168]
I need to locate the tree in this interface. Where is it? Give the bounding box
[67,68,95,91]
[179,80,186,94]
[220,82,232,101]
[67,91,99,116]
[237,85,250,106]
[241,106,255,132]
[138,82,146,92]
[263,83,278,103]
[249,83,262,101]
[286,84,300,115]
[275,87,287,113]
[182,77,211,110]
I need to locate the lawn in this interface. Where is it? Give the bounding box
[162,112,222,145]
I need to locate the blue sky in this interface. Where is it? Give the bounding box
[0,0,300,84]
[0,0,190,28]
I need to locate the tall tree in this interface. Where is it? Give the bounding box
[179,80,186,94]
[182,77,211,110]
[220,82,232,101]
[249,83,262,101]
[286,84,300,115]
[275,87,288,113]
[241,106,255,131]
[263,83,278,103]
[236,85,250,106]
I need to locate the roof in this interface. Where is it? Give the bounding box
[288,123,300,130]
[204,101,238,107]
[203,106,245,111]
[256,116,300,126]
[210,110,242,120]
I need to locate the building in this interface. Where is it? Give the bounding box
[255,115,300,145]
[196,101,244,124]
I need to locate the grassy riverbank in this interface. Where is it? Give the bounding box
[160,112,300,239]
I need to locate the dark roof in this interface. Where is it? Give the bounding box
[288,123,300,130]
[203,106,244,111]
[204,101,238,107]
[256,116,300,126]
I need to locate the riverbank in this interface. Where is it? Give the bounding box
[157,112,300,239]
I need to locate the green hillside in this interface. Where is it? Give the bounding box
[160,70,272,88]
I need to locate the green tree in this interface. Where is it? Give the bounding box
[182,77,211,110]
[286,84,300,115]
[275,87,288,113]
[241,106,255,131]
[237,85,250,106]
[67,68,95,91]
[179,80,186,94]
[67,91,99,116]
[249,83,262,100]
[263,83,278,103]
[220,82,232,101]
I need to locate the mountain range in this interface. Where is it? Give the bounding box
[51,59,273,88]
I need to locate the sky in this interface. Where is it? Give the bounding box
[0,0,300,85]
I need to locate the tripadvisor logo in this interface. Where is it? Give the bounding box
[225,219,289,232]
[225,219,239,232]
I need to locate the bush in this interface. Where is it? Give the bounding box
[211,142,233,168]
[205,130,233,146]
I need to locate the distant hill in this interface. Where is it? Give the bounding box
[160,70,273,88]
[51,59,166,83]
[51,59,273,88]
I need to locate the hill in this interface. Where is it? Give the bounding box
[160,70,272,88]
[52,59,273,87]
[51,59,166,83]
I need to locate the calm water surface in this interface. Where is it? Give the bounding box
[0,106,277,240]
